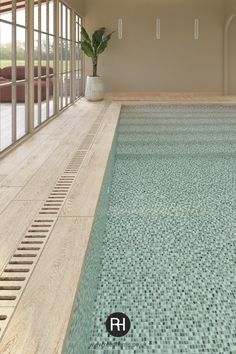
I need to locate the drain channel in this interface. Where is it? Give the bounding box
[0,105,109,341]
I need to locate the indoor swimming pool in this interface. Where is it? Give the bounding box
[64,104,236,354]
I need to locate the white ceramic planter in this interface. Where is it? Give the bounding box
[85,76,105,101]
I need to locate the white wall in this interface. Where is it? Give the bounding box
[84,0,225,93]
[225,0,236,15]
[65,0,84,15]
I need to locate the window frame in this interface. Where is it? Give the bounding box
[0,0,29,151]
[0,0,83,155]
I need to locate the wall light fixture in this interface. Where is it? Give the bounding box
[156,18,161,39]
[118,18,123,39]
[194,18,200,39]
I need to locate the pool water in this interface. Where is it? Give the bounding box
[64,105,236,354]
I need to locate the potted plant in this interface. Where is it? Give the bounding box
[81,27,114,101]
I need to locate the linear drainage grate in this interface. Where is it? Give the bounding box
[78,135,95,151]
[0,103,110,341]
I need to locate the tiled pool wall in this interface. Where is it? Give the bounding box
[63,125,118,354]
[64,104,236,354]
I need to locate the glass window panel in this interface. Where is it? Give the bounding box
[49,35,54,70]
[34,105,39,127]
[41,100,47,122]
[78,44,82,71]
[73,14,83,99]
[16,2,26,26]
[16,26,26,67]
[0,0,29,151]
[67,8,70,39]
[46,76,49,119]
[33,1,56,128]
[59,74,63,110]
[41,76,47,108]
[34,2,39,30]
[41,2,47,33]
[66,72,71,103]
[0,21,12,69]
[59,38,63,73]
[62,5,66,38]
[62,75,68,107]
[79,24,81,41]
[34,31,39,70]
[41,33,47,70]
[49,76,54,117]
[62,39,67,73]
[77,70,82,98]
[34,79,39,127]
[75,23,78,42]
[76,83,80,98]
[0,86,12,151]
[67,41,71,72]
[48,1,54,34]
[0,1,12,22]
[75,43,79,70]
[59,2,61,37]
[79,71,82,95]
[75,71,79,98]
[16,82,26,139]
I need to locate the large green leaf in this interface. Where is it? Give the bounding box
[92,27,106,51]
[104,31,116,41]
[96,40,109,55]
[81,41,95,59]
[96,31,115,55]
[81,27,91,43]
[81,27,114,74]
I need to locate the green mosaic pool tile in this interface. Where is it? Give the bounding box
[64,105,236,354]
[120,104,236,114]
[117,132,236,144]
[119,118,236,126]
[63,137,118,354]
[120,111,236,119]
[116,141,236,156]
[121,110,236,115]
[118,124,236,134]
